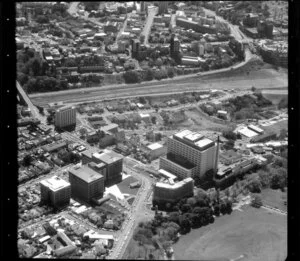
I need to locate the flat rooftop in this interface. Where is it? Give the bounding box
[93,150,123,164]
[40,176,70,191]
[147,143,163,150]
[69,165,103,183]
[155,177,193,189]
[173,129,214,150]
[158,169,177,180]
[56,105,75,112]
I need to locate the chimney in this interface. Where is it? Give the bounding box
[214,136,220,173]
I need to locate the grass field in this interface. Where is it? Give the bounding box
[177,107,235,132]
[173,206,287,261]
[261,90,287,105]
[261,188,287,212]
[117,176,139,196]
[260,119,287,134]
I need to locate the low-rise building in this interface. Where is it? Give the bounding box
[146,143,167,160]
[153,177,194,204]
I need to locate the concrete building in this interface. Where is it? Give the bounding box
[170,36,180,57]
[159,130,218,180]
[54,106,76,130]
[40,176,71,208]
[92,150,123,187]
[158,1,168,15]
[153,177,194,204]
[146,143,167,160]
[69,165,105,202]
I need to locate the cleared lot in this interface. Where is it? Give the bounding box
[173,206,287,261]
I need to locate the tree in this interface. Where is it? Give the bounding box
[270,168,287,190]
[36,15,49,24]
[278,129,287,140]
[246,179,262,193]
[222,130,237,140]
[144,69,154,81]
[123,71,141,84]
[79,128,88,137]
[23,155,33,167]
[251,195,263,208]
[151,116,157,124]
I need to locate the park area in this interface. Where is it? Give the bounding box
[173,206,287,261]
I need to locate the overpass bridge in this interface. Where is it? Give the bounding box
[16,81,46,124]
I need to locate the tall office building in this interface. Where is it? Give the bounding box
[140,1,146,12]
[69,165,105,202]
[54,105,76,130]
[40,176,71,208]
[170,35,180,57]
[153,177,194,204]
[92,150,123,187]
[158,1,168,15]
[131,39,140,59]
[159,130,218,180]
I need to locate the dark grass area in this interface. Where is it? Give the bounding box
[117,176,139,196]
[173,206,287,261]
[260,119,287,135]
[260,188,287,212]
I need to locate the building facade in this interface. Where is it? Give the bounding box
[153,177,194,204]
[159,130,218,180]
[92,150,123,187]
[69,165,105,202]
[54,106,76,130]
[40,176,71,208]
[158,1,168,15]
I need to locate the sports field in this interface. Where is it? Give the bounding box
[173,206,287,261]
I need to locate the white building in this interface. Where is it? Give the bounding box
[40,176,71,208]
[159,130,218,179]
[54,106,76,129]
[146,143,167,160]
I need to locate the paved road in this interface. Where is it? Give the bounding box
[108,157,153,259]
[142,8,157,45]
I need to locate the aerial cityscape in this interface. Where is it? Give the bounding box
[16,1,288,260]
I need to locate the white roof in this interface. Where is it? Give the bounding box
[147,143,163,150]
[237,127,258,138]
[39,235,50,243]
[156,177,193,189]
[40,176,70,191]
[174,129,193,139]
[184,132,203,142]
[248,124,264,133]
[217,110,227,114]
[158,169,177,180]
[87,234,114,240]
[140,113,150,118]
[195,138,214,148]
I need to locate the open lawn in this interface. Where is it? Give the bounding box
[261,188,287,212]
[179,107,235,132]
[117,176,140,196]
[260,119,287,135]
[261,90,287,105]
[173,206,287,261]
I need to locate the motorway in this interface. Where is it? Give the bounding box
[29,65,287,106]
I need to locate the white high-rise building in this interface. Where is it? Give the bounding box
[159,130,218,180]
[54,105,76,129]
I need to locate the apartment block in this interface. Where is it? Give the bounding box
[54,105,76,130]
[40,176,71,208]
